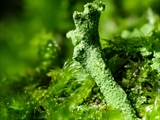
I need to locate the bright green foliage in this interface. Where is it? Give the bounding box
[0,0,159,120]
[102,16,160,119]
[0,93,31,120]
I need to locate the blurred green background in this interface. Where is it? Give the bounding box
[0,0,159,93]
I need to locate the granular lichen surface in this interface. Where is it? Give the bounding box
[67,1,140,120]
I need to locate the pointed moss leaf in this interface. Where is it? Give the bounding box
[2,94,31,120]
[67,76,95,110]
[49,61,89,96]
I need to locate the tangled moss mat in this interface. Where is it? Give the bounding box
[0,1,160,120]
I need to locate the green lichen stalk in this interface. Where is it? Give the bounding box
[67,1,139,120]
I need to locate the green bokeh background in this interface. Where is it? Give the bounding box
[0,0,159,92]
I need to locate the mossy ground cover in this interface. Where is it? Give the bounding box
[0,0,159,120]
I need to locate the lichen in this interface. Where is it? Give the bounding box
[67,1,139,120]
